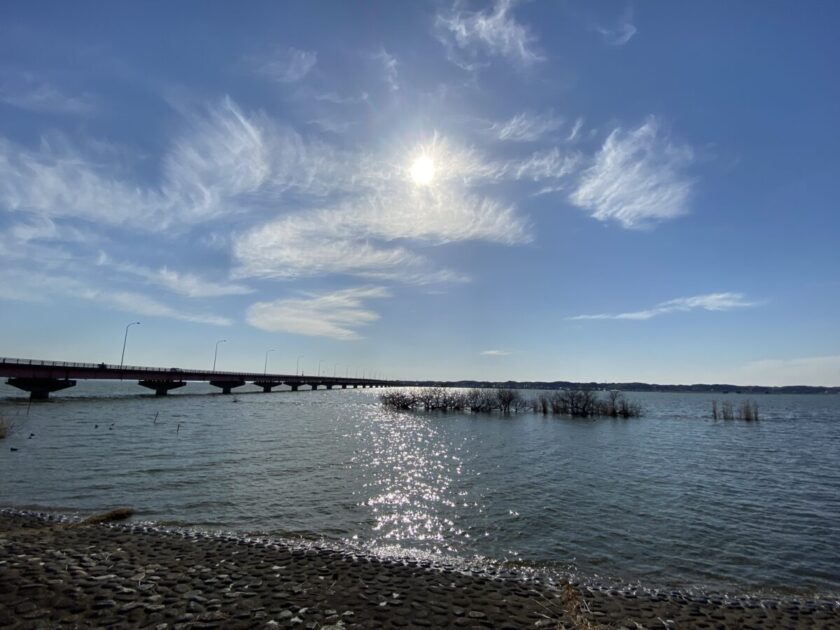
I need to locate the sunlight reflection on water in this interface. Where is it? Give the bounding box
[1,382,839,596]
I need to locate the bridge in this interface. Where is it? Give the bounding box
[0,357,398,400]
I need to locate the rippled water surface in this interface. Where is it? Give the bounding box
[1,382,839,597]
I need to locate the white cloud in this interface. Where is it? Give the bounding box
[567,117,584,142]
[569,117,694,228]
[436,0,543,67]
[314,91,369,104]
[373,48,399,91]
[256,47,317,83]
[735,355,840,387]
[163,97,271,224]
[91,290,232,326]
[96,254,253,298]
[0,99,534,293]
[490,111,563,142]
[232,188,524,283]
[596,10,637,47]
[307,118,357,134]
[0,74,94,114]
[480,349,512,356]
[570,292,757,321]
[246,287,389,340]
[232,132,531,283]
[0,98,272,230]
[501,147,582,182]
[0,135,163,227]
[0,268,231,326]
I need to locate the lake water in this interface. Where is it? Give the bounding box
[1,382,838,598]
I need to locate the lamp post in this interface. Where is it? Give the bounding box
[296,354,304,376]
[264,348,277,375]
[119,321,140,370]
[334,363,340,377]
[213,339,227,372]
[318,359,325,377]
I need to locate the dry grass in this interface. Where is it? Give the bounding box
[530,582,609,630]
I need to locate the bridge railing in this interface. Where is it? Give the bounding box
[0,357,385,383]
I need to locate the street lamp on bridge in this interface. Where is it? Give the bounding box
[264,348,277,375]
[119,321,141,370]
[334,363,340,377]
[317,359,325,377]
[213,339,227,372]
[296,354,304,376]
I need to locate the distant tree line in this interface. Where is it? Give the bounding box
[380,388,642,418]
[397,380,839,395]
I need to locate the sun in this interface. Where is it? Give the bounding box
[409,155,436,186]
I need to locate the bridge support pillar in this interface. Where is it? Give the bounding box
[7,377,76,400]
[289,384,299,392]
[326,384,333,390]
[311,384,320,390]
[341,384,347,389]
[255,381,282,393]
[210,380,246,395]
[139,380,186,396]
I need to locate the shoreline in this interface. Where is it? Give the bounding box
[1,510,838,629]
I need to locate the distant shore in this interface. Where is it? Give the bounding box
[1,510,838,629]
[405,381,840,395]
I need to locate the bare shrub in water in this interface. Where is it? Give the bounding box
[559,389,599,417]
[496,388,522,413]
[465,389,496,413]
[0,416,14,440]
[720,401,735,420]
[739,400,759,421]
[381,388,642,419]
[380,391,416,410]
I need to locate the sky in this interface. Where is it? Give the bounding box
[0,1,838,386]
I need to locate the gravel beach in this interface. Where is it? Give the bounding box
[0,510,837,629]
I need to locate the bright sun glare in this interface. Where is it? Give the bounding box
[410,155,436,185]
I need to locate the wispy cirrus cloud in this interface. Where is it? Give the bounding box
[0,97,534,289]
[0,268,231,326]
[96,254,253,298]
[246,286,389,340]
[0,73,94,115]
[489,111,563,142]
[570,292,758,321]
[92,290,231,326]
[254,47,317,83]
[595,9,637,47]
[480,349,512,356]
[567,117,584,142]
[501,147,582,183]
[232,188,524,284]
[232,130,532,284]
[0,98,272,230]
[372,47,399,91]
[569,116,694,228]
[436,0,543,68]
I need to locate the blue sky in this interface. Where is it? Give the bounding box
[1,1,838,385]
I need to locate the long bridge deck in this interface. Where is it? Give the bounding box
[0,357,396,399]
